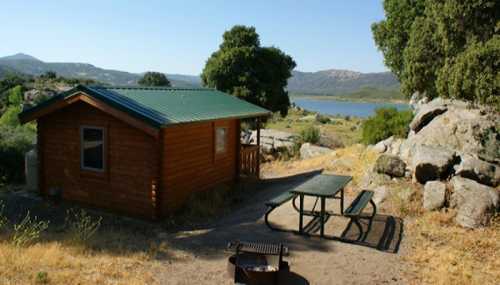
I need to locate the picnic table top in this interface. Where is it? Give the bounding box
[290,174,352,197]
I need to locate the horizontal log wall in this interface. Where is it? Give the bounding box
[160,119,239,214]
[39,101,158,218]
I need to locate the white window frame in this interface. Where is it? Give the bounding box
[215,126,228,154]
[80,126,106,172]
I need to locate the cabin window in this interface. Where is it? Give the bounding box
[215,127,227,154]
[81,126,105,171]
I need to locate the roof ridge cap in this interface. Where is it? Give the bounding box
[87,85,214,91]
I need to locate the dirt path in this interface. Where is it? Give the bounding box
[156,173,408,284]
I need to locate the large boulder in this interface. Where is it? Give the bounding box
[449,176,499,228]
[409,103,447,133]
[411,145,457,184]
[400,99,499,164]
[454,154,500,187]
[299,143,332,159]
[373,154,406,177]
[248,129,297,153]
[423,181,446,211]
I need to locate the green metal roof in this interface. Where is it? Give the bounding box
[19,85,271,127]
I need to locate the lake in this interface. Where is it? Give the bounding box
[292,98,409,118]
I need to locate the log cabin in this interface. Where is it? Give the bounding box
[19,85,269,219]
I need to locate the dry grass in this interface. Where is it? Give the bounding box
[261,144,378,187]
[0,239,162,285]
[405,212,500,285]
[264,108,363,146]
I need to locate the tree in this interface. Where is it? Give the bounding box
[372,0,499,108]
[201,25,296,116]
[40,71,57,79]
[138,72,171,87]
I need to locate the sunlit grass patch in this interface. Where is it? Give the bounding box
[405,212,500,285]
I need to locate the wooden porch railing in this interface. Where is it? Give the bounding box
[240,144,259,178]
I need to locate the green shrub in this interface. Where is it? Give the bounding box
[316,114,331,124]
[0,106,22,126]
[7,85,23,106]
[0,201,7,231]
[0,125,36,184]
[300,125,320,144]
[361,107,413,145]
[35,271,49,284]
[65,208,102,243]
[11,211,49,247]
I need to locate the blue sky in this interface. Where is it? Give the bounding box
[0,1,387,75]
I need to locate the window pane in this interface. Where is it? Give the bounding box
[215,127,227,153]
[82,128,104,170]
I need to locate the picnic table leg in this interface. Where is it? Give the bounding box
[299,194,304,234]
[340,188,344,215]
[320,197,325,237]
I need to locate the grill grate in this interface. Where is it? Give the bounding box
[227,241,289,256]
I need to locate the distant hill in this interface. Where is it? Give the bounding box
[287,69,400,95]
[0,53,401,100]
[0,53,199,87]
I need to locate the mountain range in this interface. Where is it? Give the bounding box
[0,53,400,95]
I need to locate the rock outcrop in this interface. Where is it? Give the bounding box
[373,154,406,177]
[300,143,333,159]
[423,181,446,211]
[247,129,298,153]
[449,176,499,228]
[373,98,499,228]
[409,103,447,133]
[454,154,500,187]
[411,145,457,184]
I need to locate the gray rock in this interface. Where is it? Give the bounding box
[248,129,297,153]
[371,140,388,154]
[373,154,406,177]
[411,145,457,184]
[360,170,391,189]
[450,176,499,228]
[409,104,447,133]
[423,181,446,211]
[454,154,500,187]
[402,99,499,164]
[298,114,320,122]
[372,186,389,206]
[299,143,332,159]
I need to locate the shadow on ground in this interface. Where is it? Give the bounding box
[0,169,403,260]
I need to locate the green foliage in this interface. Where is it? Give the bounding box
[0,201,8,231]
[201,25,296,116]
[138,72,171,87]
[0,125,36,183]
[437,36,500,109]
[11,211,49,247]
[373,0,499,106]
[65,208,102,243]
[7,85,23,106]
[317,114,331,124]
[35,271,49,284]
[299,125,321,144]
[371,0,426,78]
[361,107,413,144]
[40,71,57,80]
[0,105,22,126]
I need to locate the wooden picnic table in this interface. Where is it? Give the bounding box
[290,174,352,237]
